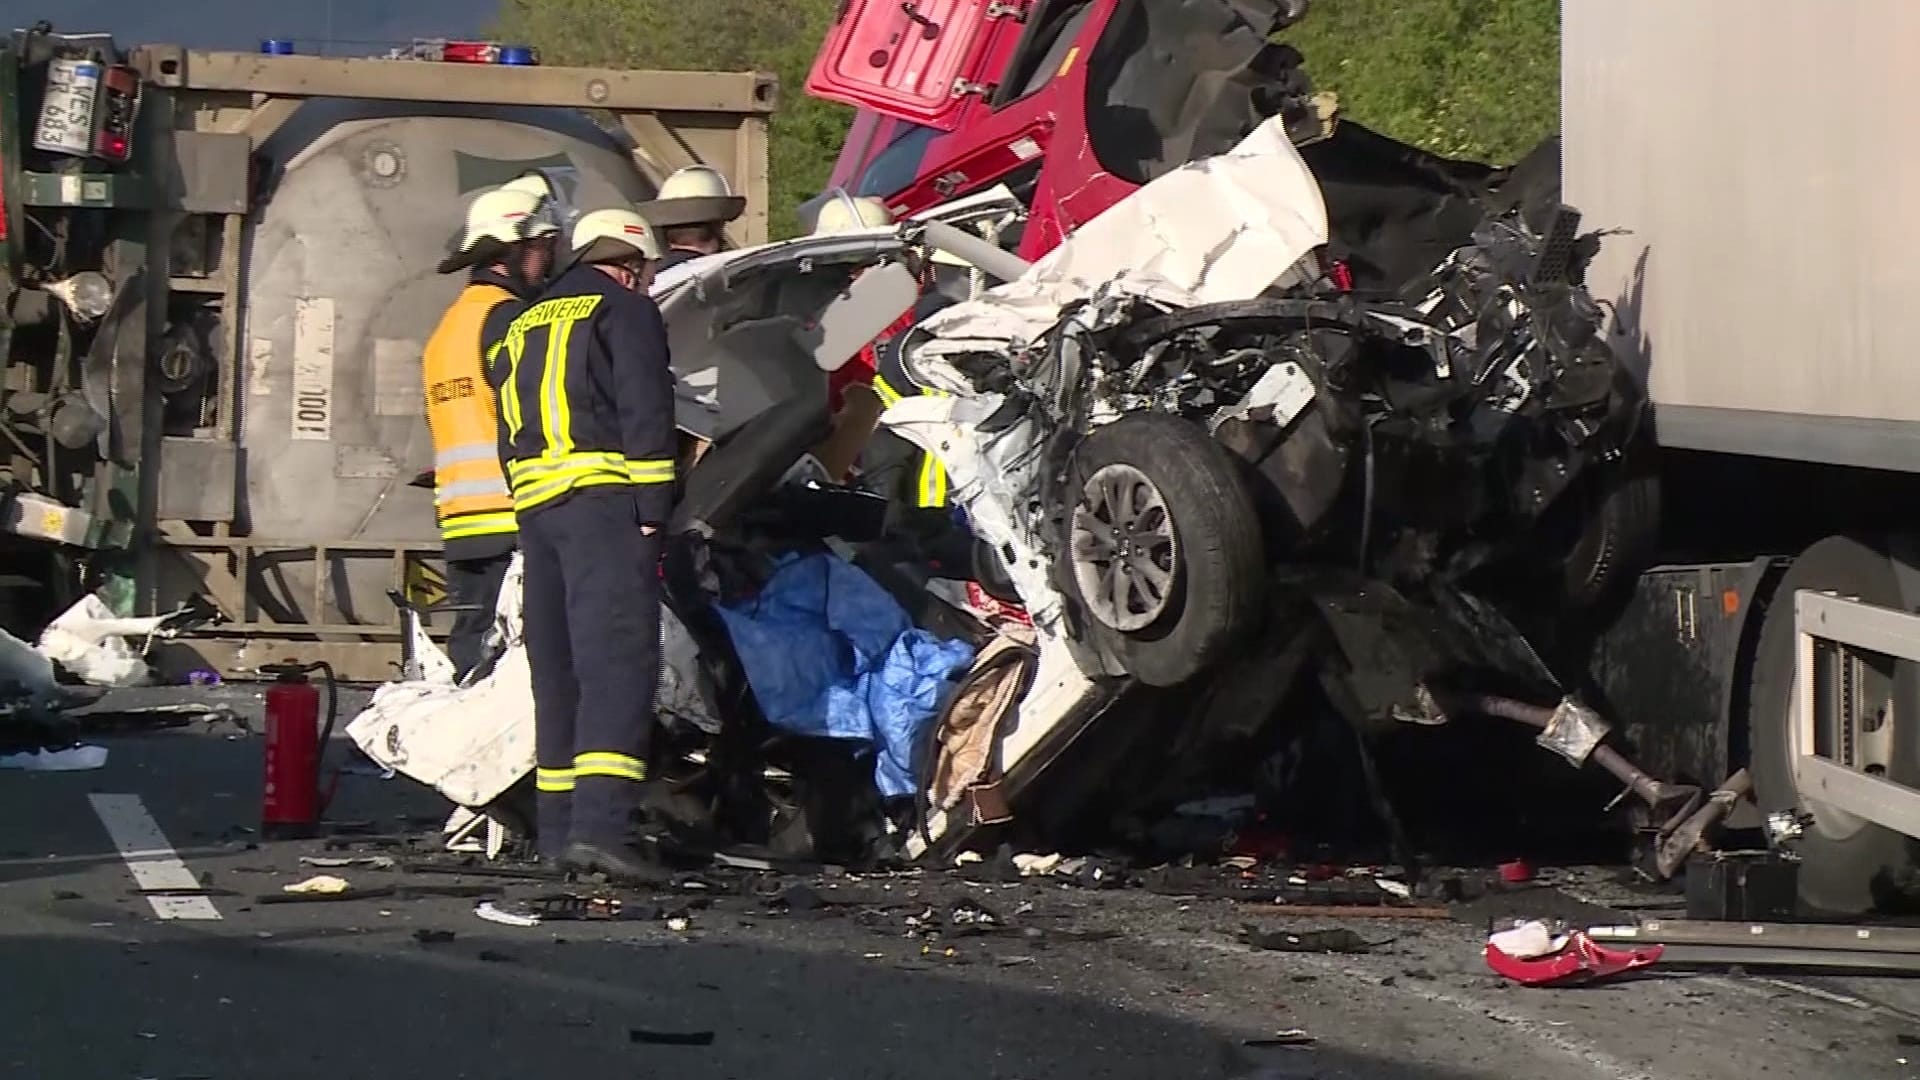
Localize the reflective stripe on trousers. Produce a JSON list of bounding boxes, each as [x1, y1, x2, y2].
[[535, 755, 649, 791]]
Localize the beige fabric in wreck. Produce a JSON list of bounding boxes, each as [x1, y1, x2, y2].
[[928, 634, 1031, 813]]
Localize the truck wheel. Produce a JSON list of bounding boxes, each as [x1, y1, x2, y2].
[[1061, 414, 1265, 687], [1749, 535, 1919, 915]]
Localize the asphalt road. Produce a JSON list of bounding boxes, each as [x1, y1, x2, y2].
[[2, 701, 1918, 1080]]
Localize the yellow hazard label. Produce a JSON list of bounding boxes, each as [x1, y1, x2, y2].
[[38, 507, 65, 538], [406, 560, 447, 609]]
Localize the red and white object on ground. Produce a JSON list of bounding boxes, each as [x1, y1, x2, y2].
[[1485, 919, 1664, 987]]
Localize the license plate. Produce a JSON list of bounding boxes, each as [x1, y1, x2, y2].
[[33, 58, 102, 156]]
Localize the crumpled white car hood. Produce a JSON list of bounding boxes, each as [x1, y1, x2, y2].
[[902, 113, 1331, 388]]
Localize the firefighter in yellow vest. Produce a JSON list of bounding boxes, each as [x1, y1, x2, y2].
[[423, 185, 558, 678]]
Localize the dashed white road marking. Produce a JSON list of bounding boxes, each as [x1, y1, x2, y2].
[[87, 793, 222, 921]]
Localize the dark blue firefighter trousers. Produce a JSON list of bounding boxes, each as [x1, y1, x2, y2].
[[516, 486, 664, 854]]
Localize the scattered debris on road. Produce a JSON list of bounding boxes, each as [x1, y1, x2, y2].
[[628, 1028, 716, 1047], [1485, 919, 1664, 987]]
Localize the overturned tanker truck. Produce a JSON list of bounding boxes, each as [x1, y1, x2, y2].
[[0, 24, 772, 678], [351, 6, 1684, 882]]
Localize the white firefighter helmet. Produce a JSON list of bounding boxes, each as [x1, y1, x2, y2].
[[640, 164, 747, 229], [571, 208, 663, 264], [500, 173, 553, 200], [813, 193, 895, 234], [437, 187, 560, 274], [658, 164, 733, 201]]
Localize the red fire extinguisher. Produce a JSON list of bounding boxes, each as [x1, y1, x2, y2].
[[260, 660, 339, 839]]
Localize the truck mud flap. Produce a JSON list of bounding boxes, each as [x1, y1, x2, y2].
[[82, 267, 147, 466]]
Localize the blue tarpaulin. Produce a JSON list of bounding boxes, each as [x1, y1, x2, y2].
[[714, 553, 975, 798]]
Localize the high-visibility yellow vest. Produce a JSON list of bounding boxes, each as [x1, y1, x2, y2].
[[423, 283, 517, 543]]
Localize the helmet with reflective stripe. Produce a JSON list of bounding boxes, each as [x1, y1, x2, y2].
[[571, 208, 663, 264], [438, 187, 559, 274], [813, 193, 894, 235], [641, 164, 747, 228]]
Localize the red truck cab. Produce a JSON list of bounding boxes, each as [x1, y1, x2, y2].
[[808, 0, 1318, 260]]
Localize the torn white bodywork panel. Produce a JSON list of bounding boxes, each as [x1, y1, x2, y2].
[[346, 553, 717, 810], [35, 595, 193, 688], [900, 113, 1329, 390], [1209, 361, 1317, 434]]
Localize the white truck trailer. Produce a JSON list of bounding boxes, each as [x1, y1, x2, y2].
[[1566, 0, 1920, 913]]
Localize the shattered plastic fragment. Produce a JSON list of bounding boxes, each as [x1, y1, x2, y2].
[[474, 900, 542, 928], [1485, 921, 1663, 987], [1375, 878, 1412, 900], [282, 875, 352, 896], [0, 744, 108, 771], [629, 1028, 716, 1046], [1012, 852, 1062, 876], [299, 855, 395, 870], [1238, 926, 1375, 954], [1243, 1030, 1316, 1048]]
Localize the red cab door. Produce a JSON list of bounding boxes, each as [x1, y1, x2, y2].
[[807, 0, 1033, 131]]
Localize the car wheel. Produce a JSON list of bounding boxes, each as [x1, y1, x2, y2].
[[1559, 450, 1661, 611], [1749, 535, 1919, 915], [1061, 414, 1265, 687]]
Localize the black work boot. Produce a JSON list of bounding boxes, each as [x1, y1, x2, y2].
[[560, 839, 669, 887]]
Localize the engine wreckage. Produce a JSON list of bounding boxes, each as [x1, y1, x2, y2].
[[351, 112, 1667, 871]]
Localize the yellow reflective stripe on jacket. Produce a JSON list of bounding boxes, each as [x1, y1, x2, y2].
[[914, 452, 950, 508], [506, 451, 676, 512], [441, 511, 518, 541], [535, 766, 575, 793], [873, 375, 951, 507], [626, 458, 674, 484], [573, 751, 647, 783], [496, 294, 603, 452]]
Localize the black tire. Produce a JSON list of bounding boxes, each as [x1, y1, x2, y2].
[[1749, 535, 1919, 915], [1060, 414, 1265, 687], [1558, 453, 1661, 611]]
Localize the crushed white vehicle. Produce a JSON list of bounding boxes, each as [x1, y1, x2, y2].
[[352, 111, 1646, 865]]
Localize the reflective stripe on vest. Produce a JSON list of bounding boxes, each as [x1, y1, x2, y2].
[[424, 283, 517, 542], [871, 375, 951, 508]]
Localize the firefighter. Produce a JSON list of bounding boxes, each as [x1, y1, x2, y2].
[[485, 207, 677, 883], [424, 185, 558, 679], [813, 194, 961, 511], [638, 165, 747, 273]]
